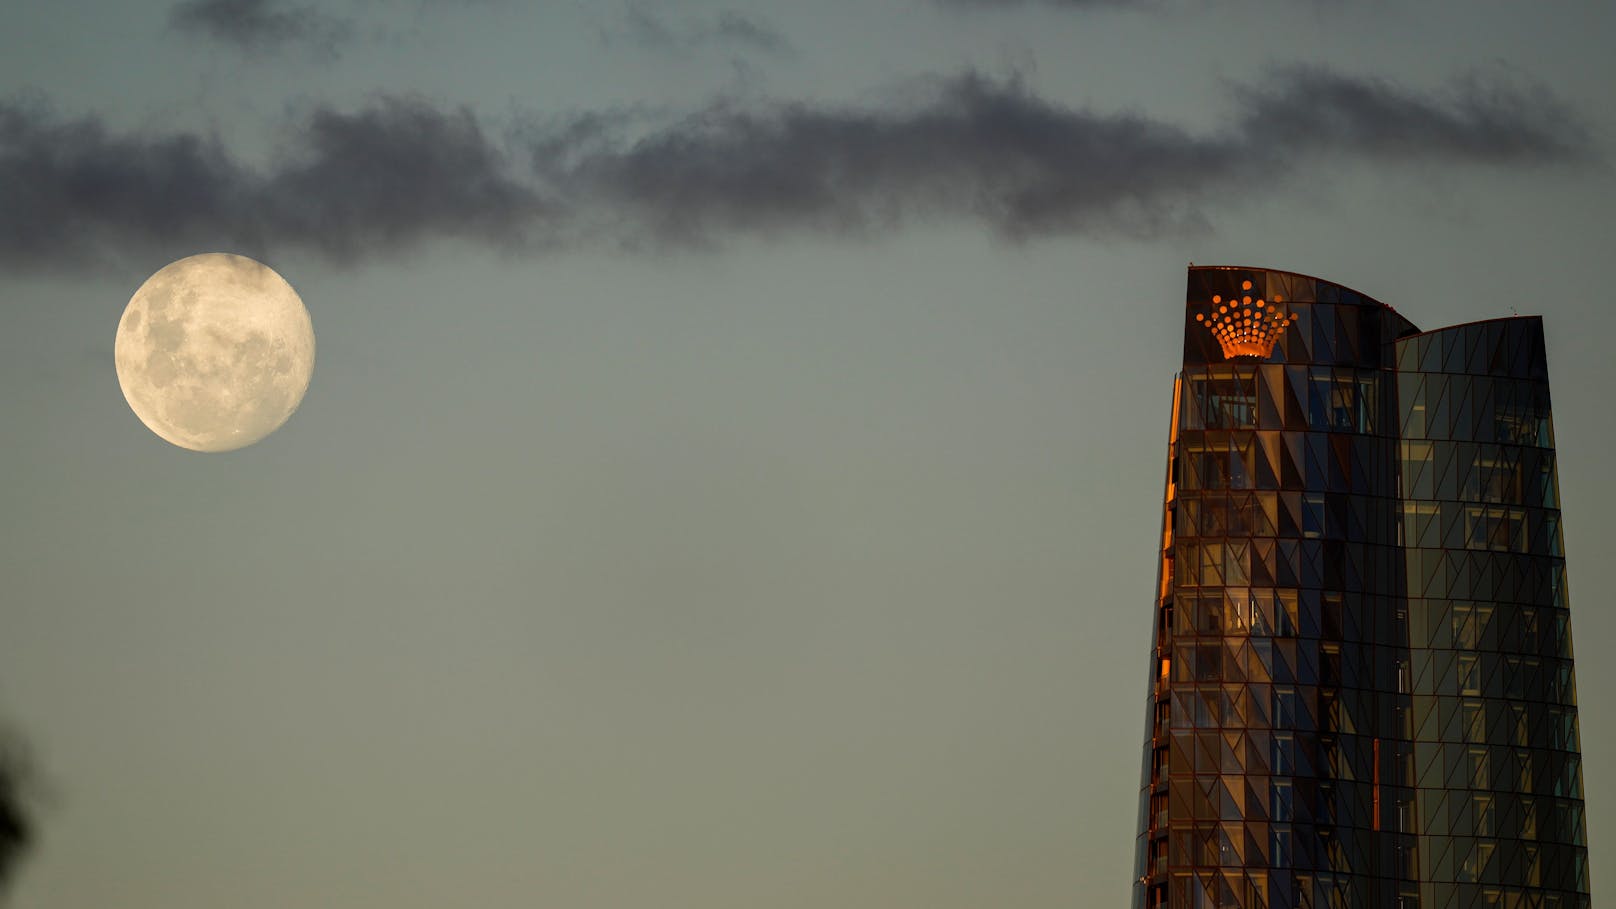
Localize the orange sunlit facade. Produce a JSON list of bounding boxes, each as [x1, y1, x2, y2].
[[1132, 267, 1590, 909]]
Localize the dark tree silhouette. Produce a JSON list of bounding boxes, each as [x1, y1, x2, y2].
[[0, 738, 30, 893]]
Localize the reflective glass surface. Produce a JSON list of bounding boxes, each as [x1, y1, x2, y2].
[[1394, 318, 1588, 909], [1133, 270, 1590, 909]]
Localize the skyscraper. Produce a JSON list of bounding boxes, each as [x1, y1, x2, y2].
[[1132, 266, 1590, 909]]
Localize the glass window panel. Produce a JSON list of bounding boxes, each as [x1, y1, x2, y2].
[[1460, 699, 1485, 742], [1357, 375, 1378, 433], [1474, 794, 1495, 836], [1272, 733, 1295, 774], [1470, 746, 1491, 788], [1208, 377, 1258, 429], [1196, 688, 1218, 727], [1224, 542, 1249, 586], [1199, 543, 1222, 586], [1270, 828, 1291, 869], [1458, 655, 1482, 696], [1271, 780, 1294, 821], [1222, 685, 1247, 728], [1453, 604, 1477, 649], [1303, 493, 1326, 538], [1278, 590, 1300, 637], [1228, 494, 1255, 536]]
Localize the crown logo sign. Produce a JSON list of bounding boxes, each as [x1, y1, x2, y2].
[[1195, 280, 1299, 359]]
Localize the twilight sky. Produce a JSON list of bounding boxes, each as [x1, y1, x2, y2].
[[1, 1, 1613, 906]]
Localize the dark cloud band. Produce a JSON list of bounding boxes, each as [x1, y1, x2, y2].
[[1236, 67, 1590, 164], [0, 96, 545, 269], [168, 0, 355, 60], [0, 67, 1593, 272], [539, 73, 1247, 245]]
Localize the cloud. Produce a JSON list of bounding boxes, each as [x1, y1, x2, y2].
[[933, 0, 1144, 8], [536, 73, 1246, 244], [259, 99, 553, 259], [709, 11, 793, 56], [0, 95, 548, 270], [602, 5, 794, 57], [168, 0, 356, 61], [1236, 66, 1591, 165], [0, 68, 1594, 272], [608, 5, 680, 51], [0, 97, 249, 268], [529, 67, 1590, 247]]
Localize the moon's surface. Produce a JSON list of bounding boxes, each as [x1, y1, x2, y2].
[[115, 253, 315, 453]]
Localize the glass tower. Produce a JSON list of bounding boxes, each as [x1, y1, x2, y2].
[[1132, 266, 1590, 909]]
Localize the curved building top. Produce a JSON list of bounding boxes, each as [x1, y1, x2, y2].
[[1183, 265, 1420, 369]]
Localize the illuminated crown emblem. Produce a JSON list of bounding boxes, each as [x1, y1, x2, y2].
[[1194, 280, 1298, 359]]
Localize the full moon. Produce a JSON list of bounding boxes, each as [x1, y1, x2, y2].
[[115, 253, 315, 453]]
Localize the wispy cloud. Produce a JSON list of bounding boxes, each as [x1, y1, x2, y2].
[[1236, 66, 1591, 164], [933, 0, 1145, 8], [168, 0, 356, 61], [608, 5, 680, 51], [602, 5, 794, 57], [0, 68, 1594, 272], [709, 11, 793, 56]]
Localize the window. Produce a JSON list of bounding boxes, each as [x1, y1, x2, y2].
[[1303, 493, 1326, 538], [1400, 441, 1435, 500], [1209, 383, 1257, 429], [1466, 506, 1526, 552], [1277, 590, 1300, 637], [1187, 374, 1259, 430], [1458, 654, 1482, 696], [1272, 780, 1294, 821], [1476, 450, 1524, 503], [1272, 733, 1295, 774], [1270, 829, 1291, 868], [1473, 794, 1495, 836], [1453, 604, 1493, 650], [1309, 372, 1376, 432], [1149, 792, 1168, 836], [1463, 700, 1485, 742], [1469, 746, 1491, 788], [1198, 543, 1224, 586], [1223, 542, 1249, 586], [1320, 643, 1342, 688], [1275, 687, 1299, 727], [1494, 383, 1548, 446], [1405, 396, 1428, 438]]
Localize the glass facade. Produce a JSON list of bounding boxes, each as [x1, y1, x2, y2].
[[1396, 319, 1588, 909], [1132, 268, 1590, 909]]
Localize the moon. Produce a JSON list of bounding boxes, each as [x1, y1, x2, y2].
[[115, 253, 315, 453]]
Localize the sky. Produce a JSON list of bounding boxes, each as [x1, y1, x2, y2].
[[1, 0, 1613, 906]]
